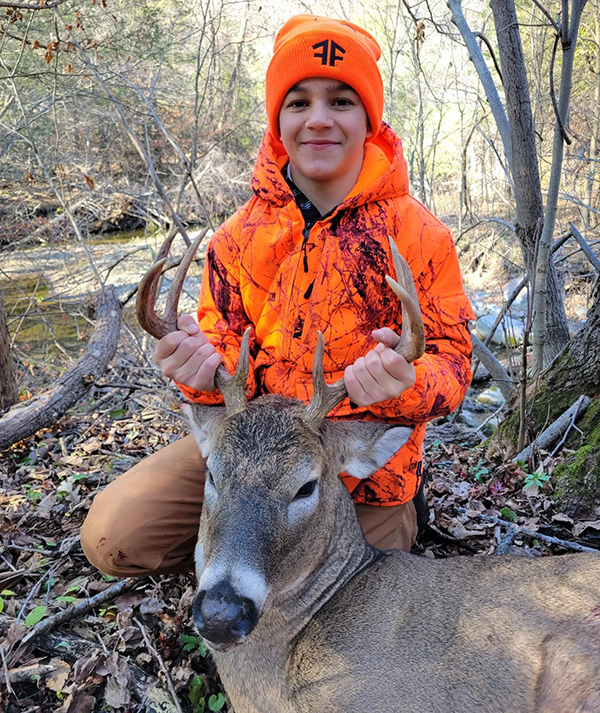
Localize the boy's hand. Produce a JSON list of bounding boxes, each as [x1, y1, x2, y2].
[[344, 327, 416, 408], [153, 314, 222, 392]]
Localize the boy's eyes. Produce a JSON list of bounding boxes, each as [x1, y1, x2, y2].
[[284, 97, 356, 109]]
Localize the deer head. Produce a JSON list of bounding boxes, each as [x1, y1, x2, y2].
[[137, 230, 425, 651]]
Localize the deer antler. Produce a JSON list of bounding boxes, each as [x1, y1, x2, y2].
[[136, 227, 250, 415], [303, 237, 425, 429]]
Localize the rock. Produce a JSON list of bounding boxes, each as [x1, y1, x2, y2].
[[458, 410, 481, 428], [473, 313, 524, 346], [470, 292, 493, 319], [473, 313, 502, 345], [471, 362, 491, 383], [476, 386, 506, 408], [502, 276, 528, 317], [481, 417, 499, 435]]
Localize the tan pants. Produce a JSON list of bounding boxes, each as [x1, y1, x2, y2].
[[81, 435, 417, 578]]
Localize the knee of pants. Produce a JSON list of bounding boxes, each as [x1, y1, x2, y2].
[[80, 491, 152, 577]]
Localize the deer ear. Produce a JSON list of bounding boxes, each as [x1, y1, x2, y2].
[[181, 402, 226, 458], [327, 421, 414, 479]]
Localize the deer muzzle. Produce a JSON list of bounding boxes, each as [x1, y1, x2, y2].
[[193, 580, 260, 650]]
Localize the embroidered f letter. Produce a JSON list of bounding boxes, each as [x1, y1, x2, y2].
[[312, 40, 346, 67]]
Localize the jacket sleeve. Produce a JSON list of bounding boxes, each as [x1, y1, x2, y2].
[[175, 211, 259, 406], [366, 231, 475, 424]]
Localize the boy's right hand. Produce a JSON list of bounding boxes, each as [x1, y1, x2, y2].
[[153, 314, 222, 392]]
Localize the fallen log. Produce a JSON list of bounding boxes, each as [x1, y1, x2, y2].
[[513, 394, 592, 463], [0, 286, 121, 451]]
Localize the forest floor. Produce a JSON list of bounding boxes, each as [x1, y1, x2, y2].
[[2, 347, 600, 712]]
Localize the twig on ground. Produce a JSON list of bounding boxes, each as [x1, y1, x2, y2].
[[427, 524, 479, 553], [19, 577, 138, 649], [495, 524, 518, 555], [0, 639, 14, 696], [16, 564, 58, 623], [7, 661, 57, 683], [458, 508, 599, 553], [134, 617, 183, 713], [0, 613, 179, 713]]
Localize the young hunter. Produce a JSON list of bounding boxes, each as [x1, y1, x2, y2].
[[81, 15, 475, 577]]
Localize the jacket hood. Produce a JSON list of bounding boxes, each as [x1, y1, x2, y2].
[[250, 122, 410, 210]]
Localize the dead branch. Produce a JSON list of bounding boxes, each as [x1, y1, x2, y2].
[[0, 0, 68, 8], [473, 32, 503, 84], [0, 286, 121, 451], [134, 618, 184, 713], [495, 524, 518, 554], [513, 394, 592, 463], [569, 222, 600, 273], [458, 508, 599, 553], [7, 661, 57, 683], [20, 577, 137, 648], [470, 333, 516, 402]]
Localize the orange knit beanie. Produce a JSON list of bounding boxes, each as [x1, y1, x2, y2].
[[266, 15, 384, 139]]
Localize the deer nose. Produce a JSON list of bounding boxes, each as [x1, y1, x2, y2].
[[193, 581, 259, 649]]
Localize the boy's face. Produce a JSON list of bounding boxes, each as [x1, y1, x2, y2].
[[278, 78, 371, 190]]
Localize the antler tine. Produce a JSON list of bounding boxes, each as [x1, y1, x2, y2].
[[303, 239, 425, 428], [136, 226, 250, 416], [386, 238, 425, 363], [303, 332, 348, 429], [143, 225, 181, 324], [136, 227, 208, 340], [214, 326, 252, 416]]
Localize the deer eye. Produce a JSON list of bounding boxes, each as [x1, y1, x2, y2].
[[294, 480, 317, 499]]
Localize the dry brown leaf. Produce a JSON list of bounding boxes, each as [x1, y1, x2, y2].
[[573, 520, 600, 537], [3, 621, 28, 647], [73, 652, 101, 684], [62, 690, 95, 713], [46, 658, 71, 691], [102, 652, 132, 709]]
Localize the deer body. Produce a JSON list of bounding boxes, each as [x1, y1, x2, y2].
[[213, 549, 600, 713], [137, 235, 600, 713]]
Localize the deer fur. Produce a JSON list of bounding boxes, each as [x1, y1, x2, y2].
[[184, 395, 600, 713]]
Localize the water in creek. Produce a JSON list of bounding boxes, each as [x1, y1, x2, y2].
[[1, 228, 162, 361]]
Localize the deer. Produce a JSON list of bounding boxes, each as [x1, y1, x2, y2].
[[137, 228, 600, 713]]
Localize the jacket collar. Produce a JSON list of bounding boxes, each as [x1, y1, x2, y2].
[[250, 123, 410, 210]]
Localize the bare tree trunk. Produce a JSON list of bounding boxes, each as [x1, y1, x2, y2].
[[0, 292, 18, 412], [585, 5, 600, 236], [531, 0, 589, 373], [489, 0, 570, 364]]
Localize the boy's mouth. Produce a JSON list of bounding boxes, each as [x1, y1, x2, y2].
[[302, 140, 339, 148]]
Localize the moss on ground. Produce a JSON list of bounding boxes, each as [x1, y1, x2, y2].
[[554, 397, 600, 516]]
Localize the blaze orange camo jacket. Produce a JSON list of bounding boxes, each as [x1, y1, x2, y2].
[[177, 123, 475, 506]]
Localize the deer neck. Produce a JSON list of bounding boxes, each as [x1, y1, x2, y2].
[[274, 490, 379, 628]]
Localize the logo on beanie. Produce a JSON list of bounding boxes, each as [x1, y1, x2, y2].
[[312, 40, 346, 67]]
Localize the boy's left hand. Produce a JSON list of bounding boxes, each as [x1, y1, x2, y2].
[[344, 327, 416, 408]]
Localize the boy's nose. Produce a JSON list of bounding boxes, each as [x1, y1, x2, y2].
[[305, 102, 334, 129]]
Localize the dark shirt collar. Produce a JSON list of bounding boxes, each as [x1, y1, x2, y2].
[[283, 163, 323, 227]]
